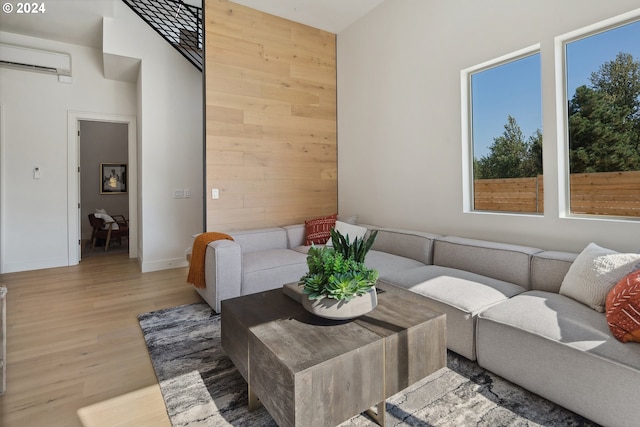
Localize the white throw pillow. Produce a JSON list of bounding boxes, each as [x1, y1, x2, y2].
[[559, 243, 640, 312], [94, 211, 120, 230], [326, 221, 367, 247]]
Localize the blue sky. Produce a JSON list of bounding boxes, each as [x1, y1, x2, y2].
[[471, 19, 640, 160]]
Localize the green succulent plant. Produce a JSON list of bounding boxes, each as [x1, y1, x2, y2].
[[299, 228, 378, 301], [329, 227, 378, 263]]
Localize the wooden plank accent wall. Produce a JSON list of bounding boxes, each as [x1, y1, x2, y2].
[[204, 0, 337, 231], [474, 171, 640, 217]]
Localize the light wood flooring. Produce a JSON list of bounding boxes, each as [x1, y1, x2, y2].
[[0, 253, 202, 427]]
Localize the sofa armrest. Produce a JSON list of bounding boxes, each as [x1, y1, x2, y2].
[[196, 239, 242, 313]]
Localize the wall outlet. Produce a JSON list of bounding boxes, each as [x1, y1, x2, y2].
[[174, 189, 184, 199]]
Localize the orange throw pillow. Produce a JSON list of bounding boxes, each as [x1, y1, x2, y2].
[[305, 214, 337, 245], [605, 270, 640, 343]]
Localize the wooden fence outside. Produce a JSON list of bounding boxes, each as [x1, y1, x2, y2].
[[474, 170, 640, 217]]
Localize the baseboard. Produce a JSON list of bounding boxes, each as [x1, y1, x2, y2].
[[1, 256, 69, 274], [140, 257, 189, 273]]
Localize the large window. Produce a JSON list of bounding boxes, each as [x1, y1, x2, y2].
[[563, 19, 640, 218], [466, 49, 543, 213]]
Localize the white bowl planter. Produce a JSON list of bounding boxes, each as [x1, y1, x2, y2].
[[302, 288, 378, 320]]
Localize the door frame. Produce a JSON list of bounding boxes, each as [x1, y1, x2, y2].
[[0, 105, 4, 272], [67, 111, 138, 264]]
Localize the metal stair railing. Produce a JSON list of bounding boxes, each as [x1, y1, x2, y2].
[[121, 0, 202, 71]]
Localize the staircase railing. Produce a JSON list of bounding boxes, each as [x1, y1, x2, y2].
[[121, 0, 202, 71]]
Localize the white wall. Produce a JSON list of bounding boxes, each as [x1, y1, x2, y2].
[[0, 1, 204, 273], [337, 0, 640, 253], [0, 32, 137, 273], [104, 1, 203, 272]]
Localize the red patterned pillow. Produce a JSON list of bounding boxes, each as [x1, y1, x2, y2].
[[605, 270, 640, 343], [305, 214, 337, 245]]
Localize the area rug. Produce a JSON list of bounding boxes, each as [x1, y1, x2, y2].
[[138, 303, 599, 427]]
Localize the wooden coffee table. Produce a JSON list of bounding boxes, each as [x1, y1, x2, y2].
[[221, 282, 446, 427]]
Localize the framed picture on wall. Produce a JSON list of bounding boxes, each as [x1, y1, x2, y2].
[[100, 163, 127, 194]]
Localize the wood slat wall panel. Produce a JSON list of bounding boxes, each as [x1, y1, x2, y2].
[[205, 0, 337, 232]]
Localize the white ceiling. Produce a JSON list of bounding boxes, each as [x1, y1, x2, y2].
[[231, 0, 385, 34], [0, 0, 384, 49], [0, 0, 115, 48]]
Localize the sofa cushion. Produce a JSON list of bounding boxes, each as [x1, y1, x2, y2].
[[478, 290, 640, 369], [386, 265, 527, 307], [369, 228, 439, 265], [364, 250, 425, 278], [434, 236, 541, 289], [383, 265, 527, 360], [606, 270, 640, 343], [476, 290, 640, 427], [559, 243, 640, 312], [530, 251, 577, 293], [283, 224, 306, 248], [242, 249, 308, 295], [292, 245, 317, 255], [231, 227, 288, 254], [243, 249, 308, 274]]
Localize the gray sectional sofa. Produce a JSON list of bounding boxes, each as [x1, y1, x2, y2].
[[195, 222, 638, 427]]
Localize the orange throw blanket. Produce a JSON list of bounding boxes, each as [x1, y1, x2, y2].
[[187, 232, 234, 289]]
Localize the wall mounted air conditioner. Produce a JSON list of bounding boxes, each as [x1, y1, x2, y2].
[[0, 43, 71, 78]]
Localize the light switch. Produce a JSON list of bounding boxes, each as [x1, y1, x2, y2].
[[211, 189, 219, 199], [33, 167, 41, 179], [184, 189, 191, 198]]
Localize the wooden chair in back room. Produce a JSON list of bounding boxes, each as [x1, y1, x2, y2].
[[88, 213, 129, 252]]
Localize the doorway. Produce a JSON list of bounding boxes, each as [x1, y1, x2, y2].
[[80, 121, 129, 258], [67, 111, 138, 265]]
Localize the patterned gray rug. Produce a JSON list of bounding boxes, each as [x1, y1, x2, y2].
[[138, 303, 598, 427]]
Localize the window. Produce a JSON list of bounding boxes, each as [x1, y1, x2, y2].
[[563, 19, 640, 218], [464, 47, 543, 213]]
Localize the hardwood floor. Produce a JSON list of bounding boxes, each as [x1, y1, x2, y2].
[[0, 254, 202, 427]]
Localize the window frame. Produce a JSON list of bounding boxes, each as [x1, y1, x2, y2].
[[554, 10, 640, 222], [461, 43, 542, 215]]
